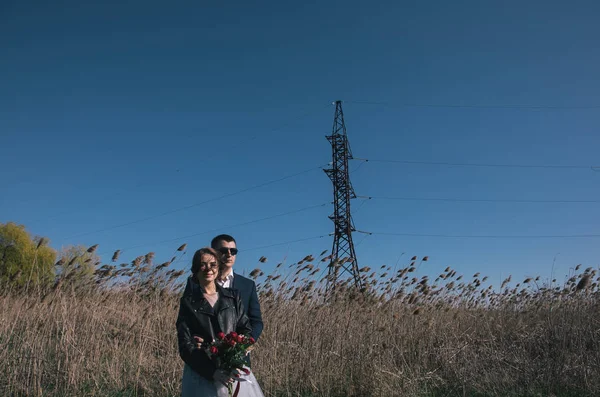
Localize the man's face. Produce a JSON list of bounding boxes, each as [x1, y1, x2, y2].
[[215, 240, 237, 272]]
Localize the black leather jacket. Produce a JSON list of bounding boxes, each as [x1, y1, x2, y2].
[[176, 277, 252, 380]]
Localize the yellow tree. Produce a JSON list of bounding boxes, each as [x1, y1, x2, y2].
[[0, 222, 56, 288]]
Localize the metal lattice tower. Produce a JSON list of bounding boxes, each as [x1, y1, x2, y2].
[[324, 100, 363, 295]]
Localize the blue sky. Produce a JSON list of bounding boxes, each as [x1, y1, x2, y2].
[[2, 0, 599, 289]]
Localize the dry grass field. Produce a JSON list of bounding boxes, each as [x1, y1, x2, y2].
[[1, 249, 599, 397]]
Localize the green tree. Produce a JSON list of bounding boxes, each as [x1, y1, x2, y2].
[[0, 222, 56, 288], [55, 245, 99, 288]]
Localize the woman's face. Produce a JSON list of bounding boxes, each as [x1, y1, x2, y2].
[[196, 254, 219, 284]]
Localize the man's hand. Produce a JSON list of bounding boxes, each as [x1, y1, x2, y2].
[[213, 369, 235, 386], [193, 336, 204, 349]]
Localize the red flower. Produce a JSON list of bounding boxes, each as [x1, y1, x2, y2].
[[249, 337, 256, 344], [204, 332, 254, 379]]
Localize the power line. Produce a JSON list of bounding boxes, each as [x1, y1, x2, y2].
[[19, 103, 334, 224], [66, 164, 327, 240], [356, 158, 599, 171], [370, 231, 600, 239], [241, 235, 327, 253], [359, 195, 600, 204], [97, 202, 329, 257], [216, 102, 333, 156], [353, 199, 370, 215], [355, 233, 371, 248], [257, 103, 334, 138], [345, 100, 600, 110]]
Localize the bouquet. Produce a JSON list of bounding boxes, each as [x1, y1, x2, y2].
[[205, 331, 256, 397]]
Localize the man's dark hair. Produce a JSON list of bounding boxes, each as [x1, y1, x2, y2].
[[211, 234, 236, 249]]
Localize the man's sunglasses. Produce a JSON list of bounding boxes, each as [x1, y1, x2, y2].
[[218, 247, 238, 255]]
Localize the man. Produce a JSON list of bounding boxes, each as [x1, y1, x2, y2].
[[210, 234, 263, 342]]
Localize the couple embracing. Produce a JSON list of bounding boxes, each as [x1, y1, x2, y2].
[[176, 234, 265, 397]]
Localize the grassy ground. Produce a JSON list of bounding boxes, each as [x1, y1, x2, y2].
[[1, 252, 599, 396]]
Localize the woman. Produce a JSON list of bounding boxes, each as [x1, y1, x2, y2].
[[176, 247, 265, 397]]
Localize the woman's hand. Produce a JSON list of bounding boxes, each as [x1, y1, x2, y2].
[[193, 336, 204, 349]]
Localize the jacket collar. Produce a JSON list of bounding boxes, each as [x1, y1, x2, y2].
[[216, 283, 235, 299], [183, 276, 235, 299], [182, 276, 195, 297]]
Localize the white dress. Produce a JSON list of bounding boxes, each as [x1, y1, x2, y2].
[[181, 363, 265, 397]]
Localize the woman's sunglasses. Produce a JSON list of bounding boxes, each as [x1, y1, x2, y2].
[[199, 263, 218, 270]]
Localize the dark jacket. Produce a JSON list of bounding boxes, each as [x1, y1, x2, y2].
[[176, 277, 252, 380], [183, 273, 264, 340], [231, 273, 264, 341]]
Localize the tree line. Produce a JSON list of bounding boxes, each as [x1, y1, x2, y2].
[[0, 221, 98, 289]]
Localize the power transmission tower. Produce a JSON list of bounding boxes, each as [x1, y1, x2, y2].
[[324, 100, 364, 295]]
